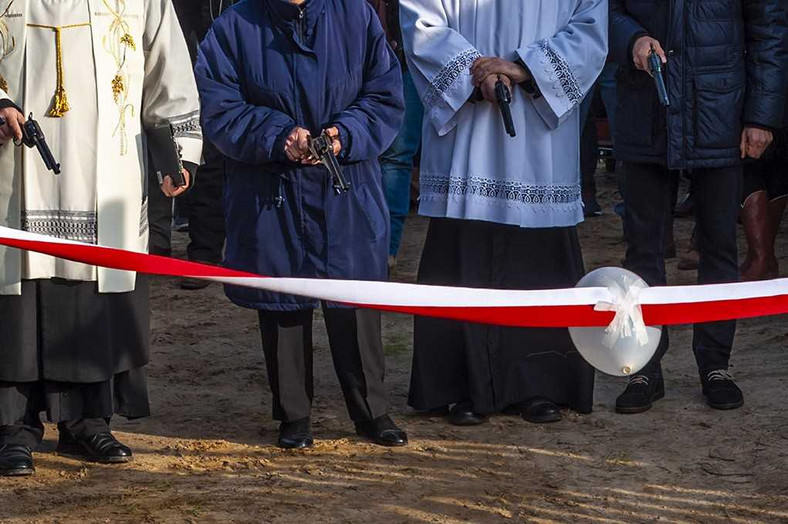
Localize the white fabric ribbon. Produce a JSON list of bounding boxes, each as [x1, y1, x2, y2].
[[593, 276, 650, 349]]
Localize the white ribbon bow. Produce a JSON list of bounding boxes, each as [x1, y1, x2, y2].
[[593, 276, 650, 349]]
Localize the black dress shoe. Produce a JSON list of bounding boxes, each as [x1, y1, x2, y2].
[[355, 415, 408, 447], [57, 432, 133, 463], [616, 374, 665, 414], [180, 276, 210, 290], [446, 403, 488, 426], [701, 370, 744, 410], [0, 444, 34, 477], [278, 418, 313, 449], [520, 398, 562, 423]]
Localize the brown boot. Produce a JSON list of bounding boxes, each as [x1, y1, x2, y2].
[[740, 191, 777, 281], [767, 195, 787, 275]]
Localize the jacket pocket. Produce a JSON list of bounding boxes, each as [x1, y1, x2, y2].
[[615, 68, 655, 148], [693, 71, 745, 150]]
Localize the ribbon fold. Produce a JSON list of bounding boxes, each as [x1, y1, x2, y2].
[[593, 276, 650, 348]]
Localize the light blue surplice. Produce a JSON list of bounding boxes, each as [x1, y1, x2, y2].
[[400, 0, 608, 228]]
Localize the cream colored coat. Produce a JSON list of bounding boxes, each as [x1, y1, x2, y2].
[[0, 0, 202, 294]]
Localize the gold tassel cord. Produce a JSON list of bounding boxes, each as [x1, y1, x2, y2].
[[27, 23, 91, 118]]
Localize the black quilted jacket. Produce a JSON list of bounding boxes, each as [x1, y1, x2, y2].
[[610, 0, 788, 169]]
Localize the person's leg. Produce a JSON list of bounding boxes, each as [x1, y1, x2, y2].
[[172, 191, 192, 232], [322, 306, 406, 446], [322, 307, 389, 422], [0, 405, 41, 476], [258, 309, 315, 448], [258, 309, 314, 423], [691, 166, 742, 409], [147, 164, 173, 256], [186, 142, 226, 265], [381, 71, 423, 262], [598, 62, 618, 139], [53, 381, 133, 464], [617, 162, 673, 413]]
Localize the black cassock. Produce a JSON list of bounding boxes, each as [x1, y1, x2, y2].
[[0, 277, 150, 445], [409, 218, 595, 415]]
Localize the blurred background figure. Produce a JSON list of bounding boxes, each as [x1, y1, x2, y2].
[[148, 0, 234, 288], [367, 0, 423, 272], [579, 60, 618, 218], [171, 0, 236, 290]]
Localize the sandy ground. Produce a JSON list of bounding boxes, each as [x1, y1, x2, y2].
[[1, 169, 787, 523]]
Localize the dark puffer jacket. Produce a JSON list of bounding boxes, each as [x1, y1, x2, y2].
[[610, 0, 788, 169]]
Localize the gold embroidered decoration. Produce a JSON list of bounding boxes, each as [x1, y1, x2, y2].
[[27, 23, 92, 117], [0, 0, 17, 93], [101, 0, 136, 155]]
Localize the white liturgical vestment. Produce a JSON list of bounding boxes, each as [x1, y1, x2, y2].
[[400, 0, 608, 228], [0, 0, 202, 294]]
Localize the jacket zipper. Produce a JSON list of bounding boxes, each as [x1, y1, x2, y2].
[[297, 6, 305, 43]]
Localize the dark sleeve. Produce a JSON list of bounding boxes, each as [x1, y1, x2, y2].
[[0, 99, 22, 113], [194, 18, 297, 165], [609, 0, 649, 66], [742, 0, 788, 130], [329, 5, 405, 162]]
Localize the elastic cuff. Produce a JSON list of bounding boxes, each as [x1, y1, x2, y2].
[[0, 98, 22, 113], [273, 124, 298, 163], [333, 122, 352, 161], [743, 123, 776, 133], [515, 59, 542, 99]]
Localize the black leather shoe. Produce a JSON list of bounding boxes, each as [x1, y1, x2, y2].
[[57, 432, 133, 463], [180, 276, 210, 290], [446, 403, 488, 426], [616, 374, 665, 414], [0, 444, 34, 477], [520, 398, 562, 423], [701, 370, 744, 410], [355, 415, 408, 447], [278, 418, 313, 449]]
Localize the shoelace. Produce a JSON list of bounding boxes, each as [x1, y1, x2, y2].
[[707, 370, 734, 382], [628, 375, 650, 386]]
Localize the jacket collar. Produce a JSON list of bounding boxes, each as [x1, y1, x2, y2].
[[265, 0, 325, 30]]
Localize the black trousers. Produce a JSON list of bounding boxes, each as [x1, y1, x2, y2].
[[623, 162, 741, 376], [1, 408, 111, 448], [148, 166, 173, 257], [186, 141, 226, 264], [258, 307, 389, 423]]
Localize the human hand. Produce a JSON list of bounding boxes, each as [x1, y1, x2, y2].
[[740, 126, 773, 160], [471, 57, 529, 87], [323, 126, 341, 157], [479, 74, 512, 103], [0, 107, 24, 145], [284, 126, 312, 163], [160, 168, 191, 198], [632, 36, 666, 75]]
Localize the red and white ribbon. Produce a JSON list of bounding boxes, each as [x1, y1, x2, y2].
[[1, 226, 787, 328]]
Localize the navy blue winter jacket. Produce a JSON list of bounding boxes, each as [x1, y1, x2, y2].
[[195, 0, 404, 310]]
